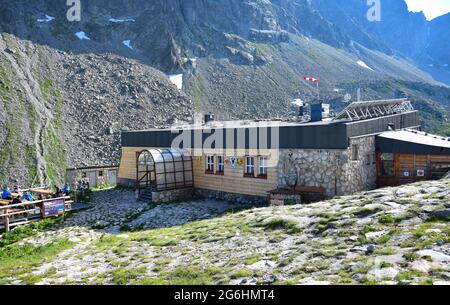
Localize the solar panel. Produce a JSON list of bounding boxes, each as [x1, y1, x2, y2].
[[333, 98, 414, 122]]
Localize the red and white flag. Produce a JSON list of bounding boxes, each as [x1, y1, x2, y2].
[[303, 76, 319, 84]]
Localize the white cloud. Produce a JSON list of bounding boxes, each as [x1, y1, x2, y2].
[[404, 0, 450, 20]]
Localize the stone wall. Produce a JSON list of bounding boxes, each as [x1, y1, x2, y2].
[[277, 136, 376, 197], [194, 188, 268, 206], [151, 188, 194, 204]]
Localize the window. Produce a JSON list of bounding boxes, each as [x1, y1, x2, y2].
[[245, 156, 255, 176], [98, 171, 104, 177], [352, 144, 359, 161], [366, 153, 376, 165], [206, 155, 214, 173], [259, 156, 268, 177], [81, 172, 87, 178], [380, 153, 395, 176], [217, 156, 225, 173]]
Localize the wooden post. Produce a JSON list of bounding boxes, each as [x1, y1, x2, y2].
[[5, 213, 10, 232]]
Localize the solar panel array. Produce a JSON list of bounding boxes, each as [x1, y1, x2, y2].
[[333, 99, 414, 122]]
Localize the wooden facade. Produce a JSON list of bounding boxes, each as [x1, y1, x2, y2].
[[118, 147, 279, 197], [376, 153, 450, 188]]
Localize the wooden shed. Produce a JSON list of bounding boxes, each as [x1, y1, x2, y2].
[[376, 129, 450, 187]]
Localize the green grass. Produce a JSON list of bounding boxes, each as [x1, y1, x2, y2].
[[244, 253, 261, 265], [112, 267, 147, 285], [166, 266, 216, 285], [254, 216, 303, 234], [230, 268, 255, 279], [0, 239, 75, 284], [0, 217, 63, 247], [378, 213, 414, 224]]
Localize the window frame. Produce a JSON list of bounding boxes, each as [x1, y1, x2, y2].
[[258, 156, 268, 178], [217, 155, 225, 174], [351, 144, 359, 161], [245, 156, 255, 177], [206, 155, 215, 173], [380, 153, 395, 177]]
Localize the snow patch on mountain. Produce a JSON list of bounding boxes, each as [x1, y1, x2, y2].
[[168, 74, 183, 90], [357, 60, 374, 71], [109, 18, 135, 23], [75, 32, 91, 41], [122, 40, 133, 50], [37, 15, 55, 23]]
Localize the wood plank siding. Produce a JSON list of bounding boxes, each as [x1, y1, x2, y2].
[[118, 147, 279, 197], [377, 153, 450, 187]]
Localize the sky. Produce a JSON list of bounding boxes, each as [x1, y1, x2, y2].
[[404, 0, 450, 20]]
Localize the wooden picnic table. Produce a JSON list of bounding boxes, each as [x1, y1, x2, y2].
[[0, 199, 11, 206]]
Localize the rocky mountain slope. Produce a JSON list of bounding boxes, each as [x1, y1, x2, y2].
[[0, 0, 449, 186], [0, 33, 192, 187], [0, 179, 448, 285]]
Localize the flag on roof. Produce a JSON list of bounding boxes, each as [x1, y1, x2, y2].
[[303, 76, 318, 83]]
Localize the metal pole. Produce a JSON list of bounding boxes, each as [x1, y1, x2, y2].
[[317, 82, 320, 101]]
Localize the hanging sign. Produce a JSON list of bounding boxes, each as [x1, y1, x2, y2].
[[229, 157, 238, 169], [43, 199, 65, 218]]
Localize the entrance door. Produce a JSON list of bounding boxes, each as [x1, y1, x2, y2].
[[89, 171, 97, 188], [107, 170, 117, 185]]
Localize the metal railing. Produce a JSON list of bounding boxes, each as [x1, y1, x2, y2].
[[0, 196, 72, 232]]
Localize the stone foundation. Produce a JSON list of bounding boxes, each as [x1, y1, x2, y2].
[[194, 189, 268, 206], [278, 136, 377, 198], [151, 188, 194, 204]]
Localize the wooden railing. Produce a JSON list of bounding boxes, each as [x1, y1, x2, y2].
[[0, 196, 72, 232]]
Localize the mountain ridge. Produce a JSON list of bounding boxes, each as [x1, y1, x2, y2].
[[0, 0, 449, 186]]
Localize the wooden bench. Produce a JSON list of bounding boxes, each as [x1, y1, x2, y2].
[[294, 186, 326, 203]]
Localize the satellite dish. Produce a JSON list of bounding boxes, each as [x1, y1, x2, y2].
[[343, 93, 352, 103]]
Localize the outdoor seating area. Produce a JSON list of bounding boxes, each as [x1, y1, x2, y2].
[[0, 186, 73, 232]]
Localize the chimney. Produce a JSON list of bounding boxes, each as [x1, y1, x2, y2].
[[204, 113, 215, 124], [310, 103, 330, 122]]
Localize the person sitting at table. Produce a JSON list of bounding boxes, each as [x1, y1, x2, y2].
[[13, 185, 20, 193], [21, 191, 33, 202], [1, 187, 12, 200], [11, 195, 23, 208], [62, 184, 71, 195], [53, 187, 64, 198]]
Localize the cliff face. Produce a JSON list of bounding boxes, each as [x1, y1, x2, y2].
[[0, 33, 192, 187], [0, 0, 449, 186]]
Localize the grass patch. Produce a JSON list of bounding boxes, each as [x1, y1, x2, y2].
[[0, 217, 63, 247], [353, 207, 382, 218], [112, 267, 147, 285], [230, 268, 255, 279], [167, 266, 215, 285], [244, 253, 261, 265], [254, 216, 303, 234], [0, 239, 74, 283]]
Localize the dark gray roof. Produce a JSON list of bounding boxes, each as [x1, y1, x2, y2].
[[376, 129, 450, 155], [122, 111, 420, 150]]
